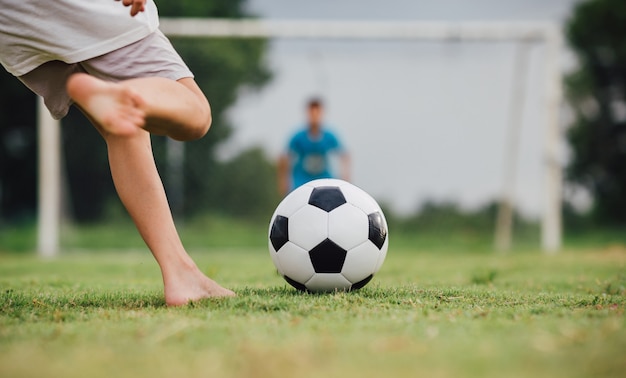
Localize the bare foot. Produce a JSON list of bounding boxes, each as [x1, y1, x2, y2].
[[164, 266, 235, 307], [66, 73, 146, 136]]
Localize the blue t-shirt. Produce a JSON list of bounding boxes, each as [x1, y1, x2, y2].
[[287, 127, 344, 189]]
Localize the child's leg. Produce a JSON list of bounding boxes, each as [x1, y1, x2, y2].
[[103, 130, 234, 306], [67, 74, 234, 305], [66, 73, 211, 141]]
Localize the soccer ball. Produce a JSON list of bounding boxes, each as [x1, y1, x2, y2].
[[268, 179, 389, 292]]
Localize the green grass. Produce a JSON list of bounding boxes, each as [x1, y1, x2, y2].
[[1, 239, 625, 378]]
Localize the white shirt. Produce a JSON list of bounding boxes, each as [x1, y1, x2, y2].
[[0, 0, 159, 76]]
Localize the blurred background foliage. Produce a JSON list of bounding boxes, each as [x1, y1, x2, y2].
[[0, 70, 38, 222], [1, 0, 625, 244], [565, 0, 626, 225]]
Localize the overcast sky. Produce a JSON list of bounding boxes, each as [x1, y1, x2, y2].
[[222, 0, 582, 217]]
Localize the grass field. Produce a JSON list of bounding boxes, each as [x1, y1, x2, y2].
[[1, 221, 625, 378]]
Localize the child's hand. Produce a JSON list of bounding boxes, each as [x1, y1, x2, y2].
[[117, 0, 146, 17]]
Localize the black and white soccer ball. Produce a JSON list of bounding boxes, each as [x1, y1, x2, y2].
[[268, 179, 389, 292]]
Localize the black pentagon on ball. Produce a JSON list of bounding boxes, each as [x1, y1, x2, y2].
[[308, 186, 347, 212], [350, 274, 374, 291], [309, 239, 347, 273], [269, 215, 289, 251], [368, 212, 387, 250], [284, 275, 308, 291]]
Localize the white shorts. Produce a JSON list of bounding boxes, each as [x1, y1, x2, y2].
[[17, 30, 193, 120]]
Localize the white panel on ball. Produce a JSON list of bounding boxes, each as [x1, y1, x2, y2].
[[328, 204, 369, 250], [275, 185, 314, 217], [337, 182, 382, 214], [276, 241, 316, 284], [341, 241, 380, 282], [288, 205, 329, 251], [305, 273, 352, 292], [303, 178, 338, 188]]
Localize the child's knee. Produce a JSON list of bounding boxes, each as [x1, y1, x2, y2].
[[189, 104, 211, 140]]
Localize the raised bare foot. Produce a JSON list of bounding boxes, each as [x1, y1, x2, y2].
[[66, 73, 146, 136], [164, 267, 235, 306]]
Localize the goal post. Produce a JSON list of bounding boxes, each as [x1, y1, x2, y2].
[[159, 18, 564, 253], [37, 19, 563, 256], [540, 26, 563, 253], [37, 96, 61, 258]]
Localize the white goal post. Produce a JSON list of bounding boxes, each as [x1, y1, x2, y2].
[[37, 19, 563, 256]]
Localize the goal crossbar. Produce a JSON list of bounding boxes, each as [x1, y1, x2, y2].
[[159, 18, 557, 42]]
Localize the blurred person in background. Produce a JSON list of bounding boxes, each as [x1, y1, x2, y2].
[[0, 0, 234, 305], [278, 98, 350, 196]]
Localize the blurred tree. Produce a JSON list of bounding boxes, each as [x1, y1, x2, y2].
[[0, 73, 37, 222], [397, 200, 496, 234], [156, 0, 248, 18], [62, 108, 113, 221], [565, 0, 626, 224], [163, 36, 271, 217], [59, 0, 272, 221], [212, 147, 281, 219]]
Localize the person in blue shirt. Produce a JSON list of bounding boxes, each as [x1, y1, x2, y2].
[[278, 98, 350, 195]]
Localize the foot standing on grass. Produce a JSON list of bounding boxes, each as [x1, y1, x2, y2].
[[0, 0, 235, 305]]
